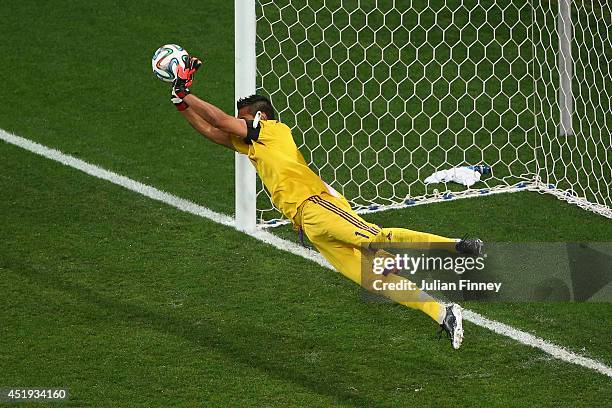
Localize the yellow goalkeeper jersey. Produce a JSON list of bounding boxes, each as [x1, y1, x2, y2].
[[231, 119, 330, 222]]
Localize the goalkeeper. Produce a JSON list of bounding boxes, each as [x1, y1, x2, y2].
[[169, 58, 483, 349]]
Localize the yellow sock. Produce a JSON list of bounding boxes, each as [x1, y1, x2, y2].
[[371, 227, 457, 252], [381, 273, 445, 323], [364, 250, 446, 323]]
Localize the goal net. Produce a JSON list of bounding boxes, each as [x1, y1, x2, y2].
[[248, 0, 611, 226]]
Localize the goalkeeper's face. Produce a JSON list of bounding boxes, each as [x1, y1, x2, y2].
[[237, 107, 269, 121], [237, 107, 254, 121]]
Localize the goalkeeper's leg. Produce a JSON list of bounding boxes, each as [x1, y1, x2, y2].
[[311, 241, 447, 324], [371, 227, 457, 251], [298, 193, 465, 347], [299, 196, 446, 323], [303, 192, 460, 252], [371, 227, 483, 256]]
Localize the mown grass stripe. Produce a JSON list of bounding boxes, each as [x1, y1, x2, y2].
[[1, 128, 610, 378]]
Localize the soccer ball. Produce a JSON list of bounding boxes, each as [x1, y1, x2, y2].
[[151, 44, 189, 82]]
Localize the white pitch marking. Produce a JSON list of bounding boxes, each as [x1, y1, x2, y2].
[[1, 128, 610, 378], [464, 310, 612, 377]]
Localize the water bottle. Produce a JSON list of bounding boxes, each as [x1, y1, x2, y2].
[[467, 164, 491, 174]]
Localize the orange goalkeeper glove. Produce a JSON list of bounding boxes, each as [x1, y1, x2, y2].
[[171, 57, 202, 111]]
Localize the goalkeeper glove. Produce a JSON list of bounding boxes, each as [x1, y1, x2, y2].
[[171, 57, 202, 111]]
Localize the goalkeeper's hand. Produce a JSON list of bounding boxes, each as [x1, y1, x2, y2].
[[171, 57, 203, 111]]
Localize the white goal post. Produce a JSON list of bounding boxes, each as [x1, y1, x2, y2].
[[235, 0, 611, 230], [234, 0, 257, 231]]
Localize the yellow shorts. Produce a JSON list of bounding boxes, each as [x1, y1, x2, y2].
[[294, 192, 379, 284], [295, 192, 456, 285], [298, 193, 381, 246]]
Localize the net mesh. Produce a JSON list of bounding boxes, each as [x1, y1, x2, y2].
[[255, 0, 611, 224], [533, 0, 611, 215]]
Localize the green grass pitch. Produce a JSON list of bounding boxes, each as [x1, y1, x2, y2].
[[0, 0, 611, 406]]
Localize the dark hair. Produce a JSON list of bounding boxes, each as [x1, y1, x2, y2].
[[236, 94, 276, 120]]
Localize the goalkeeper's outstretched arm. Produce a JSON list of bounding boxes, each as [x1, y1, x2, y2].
[[183, 94, 248, 138], [179, 107, 236, 150], [169, 56, 248, 147]]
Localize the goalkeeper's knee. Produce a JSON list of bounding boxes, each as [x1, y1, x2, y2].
[[366, 228, 393, 251]]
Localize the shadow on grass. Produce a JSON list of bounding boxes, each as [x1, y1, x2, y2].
[[19, 267, 385, 407]]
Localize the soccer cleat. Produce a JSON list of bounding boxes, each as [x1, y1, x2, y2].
[[455, 235, 483, 256], [439, 303, 463, 349]]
